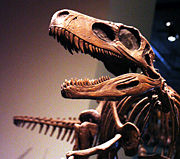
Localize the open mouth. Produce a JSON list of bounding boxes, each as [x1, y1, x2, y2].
[[49, 26, 145, 93]]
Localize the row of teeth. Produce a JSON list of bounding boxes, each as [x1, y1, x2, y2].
[[61, 67, 144, 89], [49, 26, 122, 59], [62, 76, 110, 88]]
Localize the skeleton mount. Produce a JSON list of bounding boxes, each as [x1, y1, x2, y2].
[[13, 9, 180, 159]]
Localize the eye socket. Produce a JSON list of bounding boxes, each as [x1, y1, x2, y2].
[[92, 23, 115, 42], [119, 27, 140, 50], [58, 11, 69, 18]]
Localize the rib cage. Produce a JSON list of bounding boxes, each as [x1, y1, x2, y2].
[[13, 116, 80, 143], [98, 91, 179, 158]]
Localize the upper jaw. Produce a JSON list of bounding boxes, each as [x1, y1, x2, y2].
[[49, 25, 123, 60], [49, 21, 148, 77], [49, 9, 160, 79], [49, 9, 120, 53]]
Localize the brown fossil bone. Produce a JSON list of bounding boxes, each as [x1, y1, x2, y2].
[[13, 9, 180, 159], [48, 9, 180, 158], [61, 73, 162, 100], [49, 9, 159, 79], [13, 116, 80, 142]]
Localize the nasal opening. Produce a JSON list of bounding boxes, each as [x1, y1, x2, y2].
[[58, 11, 69, 18]]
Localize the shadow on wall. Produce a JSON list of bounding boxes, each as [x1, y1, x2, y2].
[[17, 147, 33, 159]]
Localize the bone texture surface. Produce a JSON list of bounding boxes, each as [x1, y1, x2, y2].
[[13, 9, 180, 159]]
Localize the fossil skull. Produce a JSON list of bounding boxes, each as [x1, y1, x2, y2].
[[49, 9, 162, 100]]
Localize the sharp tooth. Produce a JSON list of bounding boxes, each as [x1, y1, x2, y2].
[[87, 79, 91, 85], [68, 80, 71, 86], [104, 50, 108, 55], [66, 82, 68, 87], [75, 79, 78, 85], [98, 48, 102, 53], [65, 79, 69, 87], [89, 44, 93, 53], [85, 42, 89, 52], [109, 51, 113, 56], [101, 49, 105, 54], [54, 27, 58, 34], [74, 36, 79, 50], [95, 47, 99, 53], [67, 47, 73, 55], [65, 31, 69, 40], [79, 39, 84, 53], [100, 76, 103, 82], [61, 28, 65, 36], [69, 32, 74, 45], [93, 80, 96, 84], [83, 80, 86, 85], [70, 78, 74, 85], [95, 80, 99, 84], [106, 76, 109, 80], [61, 82, 66, 88], [84, 79, 87, 85], [51, 27, 54, 34], [92, 45, 96, 52], [102, 76, 105, 81], [66, 35, 73, 55], [78, 80, 81, 86], [81, 80, 84, 86], [58, 28, 62, 37]]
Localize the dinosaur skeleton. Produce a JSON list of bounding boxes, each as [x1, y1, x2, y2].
[[13, 9, 180, 159]]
